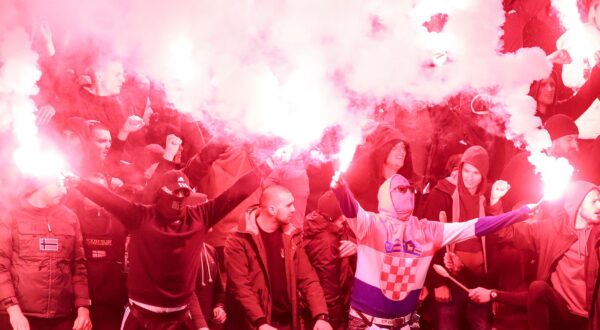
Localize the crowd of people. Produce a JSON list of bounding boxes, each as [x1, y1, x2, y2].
[[2, 1, 600, 330]]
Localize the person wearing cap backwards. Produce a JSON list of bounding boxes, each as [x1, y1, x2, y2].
[[500, 114, 580, 211], [421, 146, 510, 330], [329, 172, 536, 330], [469, 181, 600, 330], [65, 155, 277, 330], [0, 178, 92, 330]]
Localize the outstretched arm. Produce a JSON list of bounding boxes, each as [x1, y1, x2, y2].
[[439, 206, 531, 247], [76, 179, 147, 228]]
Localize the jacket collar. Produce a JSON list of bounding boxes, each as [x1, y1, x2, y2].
[[238, 204, 298, 236]]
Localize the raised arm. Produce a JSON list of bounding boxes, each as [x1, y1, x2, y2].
[[331, 182, 374, 241], [75, 179, 147, 228]]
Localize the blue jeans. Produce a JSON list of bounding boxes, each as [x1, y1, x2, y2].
[[432, 285, 491, 330]]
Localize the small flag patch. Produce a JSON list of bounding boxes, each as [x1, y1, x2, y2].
[[39, 238, 59, 252]]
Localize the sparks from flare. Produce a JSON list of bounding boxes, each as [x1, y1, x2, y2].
[[330, 135, 360, 187], [528, 151, 574, 201]]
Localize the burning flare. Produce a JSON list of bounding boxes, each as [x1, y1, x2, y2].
[[330, 135, 360, 187], [528, 151, 574, 201]]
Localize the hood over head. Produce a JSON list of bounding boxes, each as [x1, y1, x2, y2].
[[458, 145, 489, 196], [368, 126, 415, 182], [377, 174, 415, 220]]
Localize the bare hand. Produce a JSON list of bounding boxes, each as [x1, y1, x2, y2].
[[72, 307, 92, 330], [419, 286, 429, 302], [36, 105, 56, 126], [469, 287, 492, 304], [434, 285, 452, 303], [61, 172, 81, 189], [7, 305, 30, 330], [164, 134, 183, 161], [490, 180, 511, 205], [313, 319, 333, 330], [213, 306, 227, 324], [443, 251, 464, 273], [266, 145, 293, 169], [547, 49, 572, 64], [121, 115, 145, 134], [338, 240, 357, 258]]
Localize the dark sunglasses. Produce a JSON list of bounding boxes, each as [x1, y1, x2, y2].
[[393, 185, 417, 194]]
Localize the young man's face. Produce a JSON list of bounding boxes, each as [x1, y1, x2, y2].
[[39, 180, 68, 206], [274, 192, 296, 225], [90, 127, 112, 161], [96, 61, 125, 96], [537, 77, 556, 107], [385, 142, 407, 169], [551, 134, 579, 159], [579, 189, 600, 225], [461, 162, 483, 192]]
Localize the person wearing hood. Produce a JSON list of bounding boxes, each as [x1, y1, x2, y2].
[[224, 185, 331, 330], [421, 146, 509, 330], [330, 171, 533, 330], [528, 65, 600, 124], [303, 191, 357, 330], [333, 174, 536, 329], [64, 156, 275, 330], [346, 125, 421, 213], [478, 181, 600, 330]]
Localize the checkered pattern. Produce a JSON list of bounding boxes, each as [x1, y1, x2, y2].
[[379, 255, 419, 301]]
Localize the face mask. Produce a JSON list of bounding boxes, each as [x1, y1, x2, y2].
[[390, 176, 415, 220], [156, 189, 186, 221]]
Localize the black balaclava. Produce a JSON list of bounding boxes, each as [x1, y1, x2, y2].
[[156, 188, 187, 221]]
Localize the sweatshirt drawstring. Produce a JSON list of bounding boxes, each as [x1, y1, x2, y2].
[[200, 244, 213, 286]]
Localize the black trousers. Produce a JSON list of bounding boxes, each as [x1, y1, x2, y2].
[[527, 280, 588, 330]]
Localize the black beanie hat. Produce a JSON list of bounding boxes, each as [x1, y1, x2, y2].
[[317, 191, 342, 221], [544, 114, 579, 141]]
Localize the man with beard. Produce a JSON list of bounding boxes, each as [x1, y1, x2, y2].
[[500, 114, 580, 211], [224, 185, 332, 330]]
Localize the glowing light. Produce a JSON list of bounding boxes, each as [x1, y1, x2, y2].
[[528, 151, 574, 201], [166, 36, 196, 84], [552, 0, 597, 66], [13, 147, 68, 179], [330, 135, 360, 187]]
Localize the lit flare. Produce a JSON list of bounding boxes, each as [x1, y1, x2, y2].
[[528, 151, 574, 201]]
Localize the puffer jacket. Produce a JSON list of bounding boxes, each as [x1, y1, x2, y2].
[[0, 201, 90, 317], [224, 205, 328, 330]]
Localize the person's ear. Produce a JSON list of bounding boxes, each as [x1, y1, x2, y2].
[[267, 206, 277, 216]]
